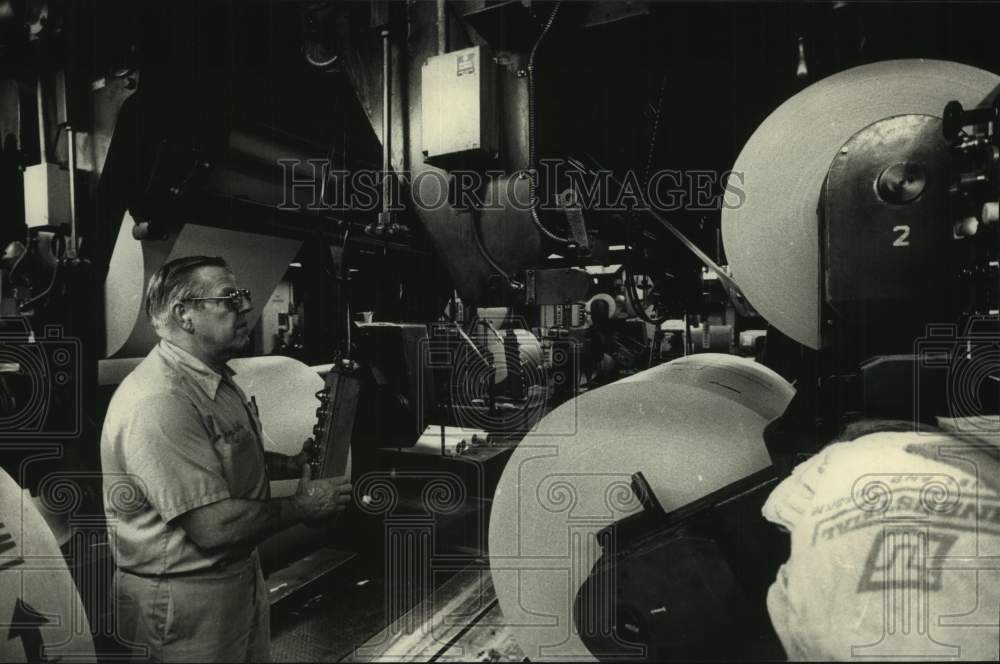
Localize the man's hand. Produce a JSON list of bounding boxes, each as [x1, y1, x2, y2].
[[264, 438, 317, 480], [291, 437, 318, 474], [293, 463, 353, 522]]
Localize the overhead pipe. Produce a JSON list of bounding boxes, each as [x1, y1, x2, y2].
[[382, 27, 390, 217], [369, 24, 406, 237], [66, 124, 78, 258], [436, 0, 447, 55], [36, 77, 46, 162]]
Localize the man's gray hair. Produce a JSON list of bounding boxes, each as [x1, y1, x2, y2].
[[144, 256, 232, 330]]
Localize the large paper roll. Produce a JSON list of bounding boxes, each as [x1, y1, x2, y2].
[[488, 353, 794, 661], [721, 60, 1000, 349], [229, 356, 323, 457], [0, 466, 96, 662], [104, 215, 302, 358]]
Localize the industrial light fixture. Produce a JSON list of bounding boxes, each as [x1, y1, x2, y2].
[[796, 36, 809, 79]]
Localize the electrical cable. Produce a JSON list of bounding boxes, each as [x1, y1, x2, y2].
[[642, 75, 667, 190], [626, 80, 670, 326], [340, 226, 352, 357], [626, 74, 674, 326], [6, 231, 30, 281], [8, 226, 65, 304], [18, 229, 66, 312], [305, 51, 339, 68], [568, 153, 665, 323], [581, 151, 748, 303], [526, 1, 572, 245], [470, 208, 518, 288], [623, 212, 668, 326]]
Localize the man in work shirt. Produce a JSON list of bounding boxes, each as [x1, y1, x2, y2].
[[763, 419, 1000, 660], [101, 255, 352, 662]]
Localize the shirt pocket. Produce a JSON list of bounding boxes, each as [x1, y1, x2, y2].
[[212, 424, 264, 497]]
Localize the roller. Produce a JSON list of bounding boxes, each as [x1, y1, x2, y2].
[[721, 59, 1000, 349], [488, 353, 794, 660], [0, 465, 96, 662]]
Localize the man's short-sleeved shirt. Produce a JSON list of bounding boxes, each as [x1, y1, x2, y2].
[[101, 340, 269, 575], [763, 431, 1000, 660]]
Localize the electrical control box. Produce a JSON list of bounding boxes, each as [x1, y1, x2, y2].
[[421, 45, 498, 166], [23, 163, 70, 228]]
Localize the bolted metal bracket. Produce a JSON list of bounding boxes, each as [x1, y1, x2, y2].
[[557, 187, 591, 255]]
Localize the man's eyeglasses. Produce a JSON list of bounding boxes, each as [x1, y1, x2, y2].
[[183, 288, 252, 311]]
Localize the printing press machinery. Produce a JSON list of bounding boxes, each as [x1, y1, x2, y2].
[[0, 1, 999, 661]]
